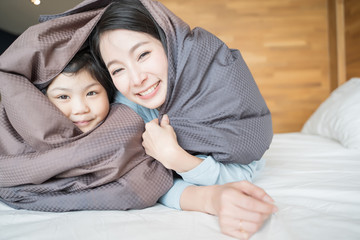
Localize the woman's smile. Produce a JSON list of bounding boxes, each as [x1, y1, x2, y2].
[[137, 81, 160, 98]]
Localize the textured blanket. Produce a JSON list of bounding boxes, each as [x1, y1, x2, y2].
[[39, 0, 273, 164], [0, 4, 172, 212]]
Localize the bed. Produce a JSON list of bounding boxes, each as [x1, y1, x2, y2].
[[1, 78, 359, 240]]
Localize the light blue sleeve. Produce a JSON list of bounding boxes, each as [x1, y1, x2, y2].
[[158, 178, 193, 210], [114, 91, 158, 123], [177, 156, 266, 186]]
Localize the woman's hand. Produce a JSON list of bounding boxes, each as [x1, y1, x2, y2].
[[142, 114, 202, 172], [180, 181, 277, 240]]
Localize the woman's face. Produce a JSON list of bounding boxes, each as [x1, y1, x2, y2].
[[99, 29, 168, 109]]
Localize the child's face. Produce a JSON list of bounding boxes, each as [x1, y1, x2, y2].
[[47, 70, 110, 133]]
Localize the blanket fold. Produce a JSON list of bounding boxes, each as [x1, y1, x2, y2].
[[0, 1, 172, 212]]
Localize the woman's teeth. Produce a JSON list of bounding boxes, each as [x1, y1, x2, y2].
[[139, 82, 159, 96]]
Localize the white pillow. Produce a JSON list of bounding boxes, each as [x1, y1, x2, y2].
[[302, 77, 360, 149]]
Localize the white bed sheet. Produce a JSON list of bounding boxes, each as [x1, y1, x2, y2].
[[1, 133, 360, 240]]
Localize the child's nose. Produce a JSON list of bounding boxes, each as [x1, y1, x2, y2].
[[72, 98, 90, 114]]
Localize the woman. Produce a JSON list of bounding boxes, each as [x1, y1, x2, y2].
[[89, 0, 276, 239]]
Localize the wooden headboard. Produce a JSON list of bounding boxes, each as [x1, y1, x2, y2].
[[159, 0, 360, 133]]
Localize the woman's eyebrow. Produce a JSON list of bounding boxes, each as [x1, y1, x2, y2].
[[106, 41, 150, 69], [130, 41, 150, 53]]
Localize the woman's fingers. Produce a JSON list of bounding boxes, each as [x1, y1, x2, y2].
[[229, 181, 278, 214], [235, 181, 275, 204], [219, 182, 277, 215], [219, 198, 269, 224], [219, 217, 259, 240], [160, 114, 170, 126]]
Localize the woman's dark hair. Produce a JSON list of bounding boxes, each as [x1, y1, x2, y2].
[[89, 0, 166, 86], [62, 47, 116, 102]]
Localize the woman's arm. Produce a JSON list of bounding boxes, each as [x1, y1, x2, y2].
[[142, 115, 266, 186], [159, 178, 277, 240], [145, 115, 277, 239], [179, 156, 266, 186]]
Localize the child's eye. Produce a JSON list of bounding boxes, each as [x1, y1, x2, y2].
[[58, 95, 69, 100], [138, 51, 150, 61], [87, 91, 97, 96]]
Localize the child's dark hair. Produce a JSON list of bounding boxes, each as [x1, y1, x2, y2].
[[63, 47, 116, 102]]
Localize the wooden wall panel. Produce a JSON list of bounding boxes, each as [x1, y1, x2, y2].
[[328, 0, 347, 90], [159, 0, 331, 133], [345, 0, 360, 79]]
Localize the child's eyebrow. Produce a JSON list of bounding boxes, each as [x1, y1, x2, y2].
[[48, 87, 71, 92], [49, 83, 101, 92], [83, 82, 102, 90]]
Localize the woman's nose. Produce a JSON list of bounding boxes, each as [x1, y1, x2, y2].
[[72, 98, 90, 114], [129, 67, 147, 86]]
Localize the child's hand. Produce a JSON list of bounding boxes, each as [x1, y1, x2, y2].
[[142, 114, 202, 172]]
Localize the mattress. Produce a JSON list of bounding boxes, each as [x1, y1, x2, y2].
[[1, 132, 359, 240]]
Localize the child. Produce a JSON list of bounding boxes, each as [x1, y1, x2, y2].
[[44, 48, 114, 133], [0, 13, 172, 213]]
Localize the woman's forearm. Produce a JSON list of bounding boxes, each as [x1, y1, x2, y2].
[[179, 184, 217, 215], [170, 147, 203, 173], [178, 156, 267, 186]]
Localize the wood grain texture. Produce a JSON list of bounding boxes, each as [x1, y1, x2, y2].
[[159, 0, 331, 133], [345, 0, 360, 80]]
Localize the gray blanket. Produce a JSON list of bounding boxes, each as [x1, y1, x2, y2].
[[40, 0, 273, 164], [0, 4, 172, 211]]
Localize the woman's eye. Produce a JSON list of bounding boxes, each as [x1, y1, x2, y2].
[[87, 91, 97, 96], [58, 95, 69, 100], [138, 51, 150, 61], [112, 68, 123, 76]]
